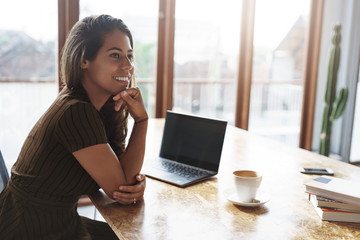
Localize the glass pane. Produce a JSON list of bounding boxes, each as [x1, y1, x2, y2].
[[350, 70, 360, 162], [0, 0, 58, 169], [173, 0, 242, 123], [80, 0, 159, 117], [249, 0, 310, 146]]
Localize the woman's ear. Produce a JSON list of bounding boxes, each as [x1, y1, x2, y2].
[[81, 60, 89, 70]]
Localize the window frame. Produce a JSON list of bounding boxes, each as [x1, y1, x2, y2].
[[58, 0, 79, 90]]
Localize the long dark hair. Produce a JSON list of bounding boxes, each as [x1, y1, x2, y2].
[[60, 14, 135, 155]]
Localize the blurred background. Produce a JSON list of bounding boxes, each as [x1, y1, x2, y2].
[[0, 0, 359, 169]]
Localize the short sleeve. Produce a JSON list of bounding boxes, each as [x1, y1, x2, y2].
[[56, 102, 108, 152]]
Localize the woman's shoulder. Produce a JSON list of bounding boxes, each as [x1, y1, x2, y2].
[[57, 85, 93, 109], [41, 86, 99, 125]]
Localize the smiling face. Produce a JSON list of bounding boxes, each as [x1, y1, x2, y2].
[[81, 29, 135, 100]]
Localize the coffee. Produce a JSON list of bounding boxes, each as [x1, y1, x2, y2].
[[234, 170, 259, 178]]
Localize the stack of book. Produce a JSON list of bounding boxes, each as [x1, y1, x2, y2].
[[305, 176, 360, 223]]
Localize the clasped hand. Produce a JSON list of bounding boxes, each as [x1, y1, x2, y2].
[[112, 87, 148, 122], [112, 174, 146, 205]]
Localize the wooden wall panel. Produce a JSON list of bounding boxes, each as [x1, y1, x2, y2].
[[235, 0, 256, 130], [299, 0, 324, 149], [58, 0, 79, 90], [155, 0, 176, 118]]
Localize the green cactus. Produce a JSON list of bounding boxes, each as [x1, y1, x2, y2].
[[319, 24, 348, 156]]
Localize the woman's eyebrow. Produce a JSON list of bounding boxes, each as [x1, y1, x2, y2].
[[107, 47, 133, 53]]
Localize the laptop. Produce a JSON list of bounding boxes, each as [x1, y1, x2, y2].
[[143, 111, 227, 187]]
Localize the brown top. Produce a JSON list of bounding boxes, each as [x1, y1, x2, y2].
[[0, 85, 111, 239]]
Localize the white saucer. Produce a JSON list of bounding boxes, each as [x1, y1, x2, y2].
[[224, 188, 270, 207]]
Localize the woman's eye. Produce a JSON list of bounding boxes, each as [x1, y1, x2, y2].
[[127, 55, 134, 61], [110, 53, 120, 58]]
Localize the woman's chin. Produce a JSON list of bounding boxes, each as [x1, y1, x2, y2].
[[111, 86, 128, 95]]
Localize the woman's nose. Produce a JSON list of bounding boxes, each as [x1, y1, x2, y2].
[[120, 57, 134, 71]]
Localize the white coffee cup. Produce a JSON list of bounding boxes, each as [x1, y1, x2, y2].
[[233, 170, 262, 203]]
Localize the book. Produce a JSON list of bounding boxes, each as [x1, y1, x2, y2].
[[304, 176, 360, 206], [309, 194, 360, 222], [309, 194, 360, 212]]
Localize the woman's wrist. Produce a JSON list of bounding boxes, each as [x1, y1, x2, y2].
[[134, 117, 148, 125]]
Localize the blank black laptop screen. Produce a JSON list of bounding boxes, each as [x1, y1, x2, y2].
[[159, 111, 227, 172]]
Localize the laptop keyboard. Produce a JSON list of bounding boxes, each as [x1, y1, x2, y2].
[[156, 158, 212, 179]]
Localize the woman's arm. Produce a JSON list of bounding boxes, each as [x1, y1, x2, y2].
[[73, 87, 147, 199], [113, 87, 148, 183]]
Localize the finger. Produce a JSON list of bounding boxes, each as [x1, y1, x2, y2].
[[123, 87, 140, 97], [113, 196, 135, 205], [114, 99, 125, 111], [113, 93, 122, 101], [136, 174, 146, 182], [114, 190, 144, 199], [123, 88, 142, 102], [113, 87, 139, 101], [119, 181, 145, 193], [113, 192, 143, 202], [115, 197, 141, 205], [120, 91, 137, 105]]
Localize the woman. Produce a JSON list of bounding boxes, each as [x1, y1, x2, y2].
[[0, 15, 147, 239]]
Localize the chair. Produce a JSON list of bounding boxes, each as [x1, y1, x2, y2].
[[0, 150, 9, 193]]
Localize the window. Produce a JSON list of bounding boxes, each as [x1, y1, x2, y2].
[[172, 0, 242, 123], [0, 1, 326, 168], [0, 0, 58, 168], [249, 0, 311, 146], [80, 0, 159, 117]]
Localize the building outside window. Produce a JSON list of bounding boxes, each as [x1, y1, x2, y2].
[[0, 0, 58, 169], [172, 0, 242, 124], [249, 0, 310, 146]]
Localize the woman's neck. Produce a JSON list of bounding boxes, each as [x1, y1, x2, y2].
[[81, 81, 110, 111]]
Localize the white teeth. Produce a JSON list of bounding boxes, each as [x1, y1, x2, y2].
[[113, 77, 129, 81]]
